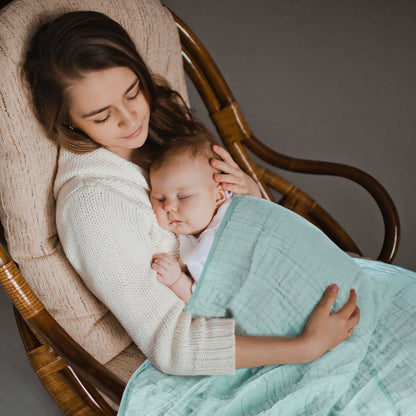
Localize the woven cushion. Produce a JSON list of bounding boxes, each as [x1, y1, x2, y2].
[[0, 0, 188, 365]]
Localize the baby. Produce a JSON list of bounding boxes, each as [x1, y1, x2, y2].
[[150, 127, 234, 303]]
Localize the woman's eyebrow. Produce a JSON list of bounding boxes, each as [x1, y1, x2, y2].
[[82, 79, 140, 118], [125, 78, 139, 95]]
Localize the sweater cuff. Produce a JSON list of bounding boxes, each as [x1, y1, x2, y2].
[[191, 318, 236, 376]]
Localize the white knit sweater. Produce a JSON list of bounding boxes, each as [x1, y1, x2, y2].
[[53, 148, 235, 376]]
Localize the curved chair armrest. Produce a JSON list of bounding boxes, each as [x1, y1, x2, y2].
[[245, 134, 400, 263], [0, 242, 126, 405], [171, 9, 399, 263]]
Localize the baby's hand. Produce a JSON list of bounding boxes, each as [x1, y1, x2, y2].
[[152, 253, 182, 287]]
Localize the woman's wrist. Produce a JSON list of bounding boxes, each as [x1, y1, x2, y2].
[[235, 334, 316, 368]]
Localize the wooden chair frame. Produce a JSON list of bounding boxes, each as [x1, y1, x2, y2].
[[0, 4, 400, 415], [172, 11, 399, 263]]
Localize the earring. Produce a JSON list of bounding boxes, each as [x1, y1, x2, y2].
[[68, 125, 75, 131]]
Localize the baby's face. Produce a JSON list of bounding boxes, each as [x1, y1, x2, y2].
[[150, 156, 225, 235]]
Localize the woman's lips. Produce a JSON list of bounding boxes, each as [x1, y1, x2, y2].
[[123, 125, 142, 139]]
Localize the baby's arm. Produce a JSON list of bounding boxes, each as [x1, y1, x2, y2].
[[152, 253, 193, 304]]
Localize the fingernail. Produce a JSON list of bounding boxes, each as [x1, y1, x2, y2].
[[329, 283, 338, 292]]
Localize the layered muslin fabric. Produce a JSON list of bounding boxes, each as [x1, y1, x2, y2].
[[119, 196, 416, 415]]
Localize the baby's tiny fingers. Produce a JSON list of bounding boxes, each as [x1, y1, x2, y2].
[[152, 259, 168, 272], [154, 252, 174, 261]]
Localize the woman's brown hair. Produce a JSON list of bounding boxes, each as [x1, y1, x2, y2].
[[23, 10, 197, 153]]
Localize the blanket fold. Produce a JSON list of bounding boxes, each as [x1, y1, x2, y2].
[[118, 195, 416, 415]]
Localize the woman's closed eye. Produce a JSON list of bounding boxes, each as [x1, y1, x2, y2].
[[94, 113, 111, 124], [93, 83, 140, 124], [127, 84, 141, 101]]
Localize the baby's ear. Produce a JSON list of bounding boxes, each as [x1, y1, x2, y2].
[[215, 183, 227, 207]]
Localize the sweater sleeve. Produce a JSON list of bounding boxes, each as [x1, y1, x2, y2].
[[56, 180, 235, 376]]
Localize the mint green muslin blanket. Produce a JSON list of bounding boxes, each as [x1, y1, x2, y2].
[[118, 195, 416, 415]]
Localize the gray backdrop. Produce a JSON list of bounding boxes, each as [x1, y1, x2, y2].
[[0, 1, 415, 415], [163, 0, 416, 271]]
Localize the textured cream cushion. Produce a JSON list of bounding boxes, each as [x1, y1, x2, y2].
[[0, 0, 188, 367]]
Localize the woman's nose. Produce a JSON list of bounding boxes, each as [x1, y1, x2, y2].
[[118, 107, 136, 128]]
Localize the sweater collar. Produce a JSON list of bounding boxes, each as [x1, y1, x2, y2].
[[53, 147, 149, 199]]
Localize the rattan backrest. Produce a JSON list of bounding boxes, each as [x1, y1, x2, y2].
[[0, 0, 188, 365]]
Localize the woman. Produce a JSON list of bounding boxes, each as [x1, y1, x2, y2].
[[23, 10, 359, 376]]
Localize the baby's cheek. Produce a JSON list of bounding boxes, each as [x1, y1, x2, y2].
[[155, 210, 166, 225]]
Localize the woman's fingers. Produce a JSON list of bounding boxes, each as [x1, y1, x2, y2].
[[348, 304, 360, 328], [210, 144, 262, 197], [213, 174, 246, 194], [318, 284, 360, 331], [317, 283, 339, 311], [337, 289, 358, 318], [213, 171, 242, 184], [210, 158, 241, 175], [212, 145, 239, 168]]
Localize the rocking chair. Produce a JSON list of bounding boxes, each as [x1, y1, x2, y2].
[[0, 0, 399, 414]]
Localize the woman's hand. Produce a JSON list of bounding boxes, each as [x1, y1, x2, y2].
[[235, 284, 360, 368], [300, 284, 360, 361], [211, 145, 262, 197]]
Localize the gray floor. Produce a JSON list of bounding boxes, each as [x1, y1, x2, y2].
[[0, 287, 62, 415]]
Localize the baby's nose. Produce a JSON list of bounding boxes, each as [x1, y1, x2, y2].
[[164, 200, 177, 212]]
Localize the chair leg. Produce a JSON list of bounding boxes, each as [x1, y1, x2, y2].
[[14, 309, 117, 416]]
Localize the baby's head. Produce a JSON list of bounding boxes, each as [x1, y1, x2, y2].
[[150, 126, 227, 235]]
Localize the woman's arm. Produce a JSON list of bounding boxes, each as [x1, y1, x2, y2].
[[211, 145, 262, 197], [58, 180, 358, 375], [152, 259, 360, 367], [236, 284, 360, 367], [56, 181, 235, 376], [150, 251, 359, 367]]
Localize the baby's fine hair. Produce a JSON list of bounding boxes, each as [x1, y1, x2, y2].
[[150, 124, 220, 173]]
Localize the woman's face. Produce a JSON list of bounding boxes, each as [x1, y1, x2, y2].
[[67, 66, 150, 161]]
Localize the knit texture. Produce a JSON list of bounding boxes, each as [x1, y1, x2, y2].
[[0, 0, 189, 370], [54, 148, 236, 375]]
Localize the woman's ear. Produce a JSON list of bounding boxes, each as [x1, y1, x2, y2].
[[215, 183, 227, 207]]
